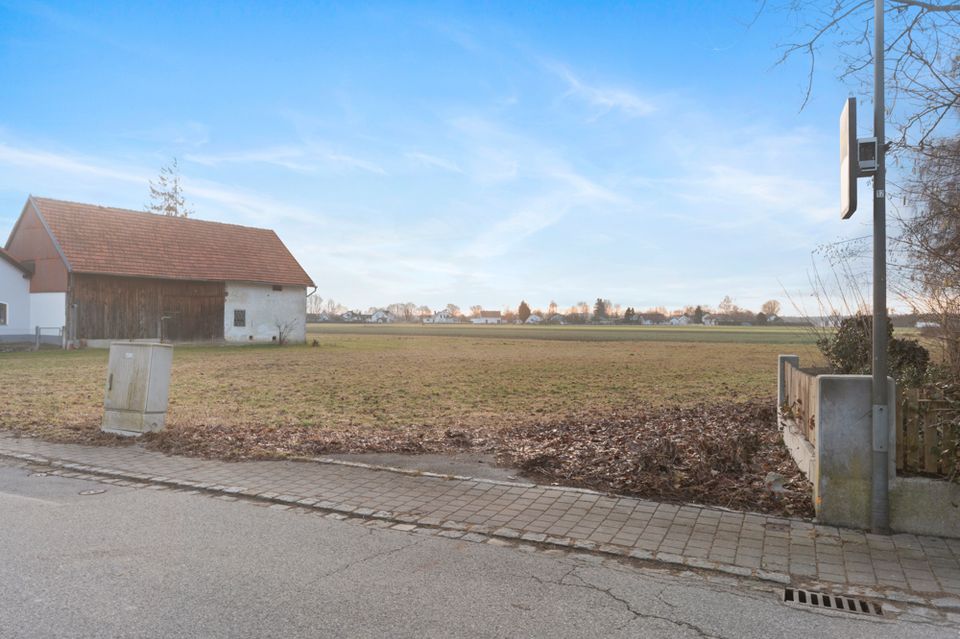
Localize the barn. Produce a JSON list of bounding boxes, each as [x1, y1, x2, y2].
[[2, 196, 315, 345]]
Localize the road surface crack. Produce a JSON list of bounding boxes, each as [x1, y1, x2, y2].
[[315, 539, 422, 581], [529, 567, 727, 638]]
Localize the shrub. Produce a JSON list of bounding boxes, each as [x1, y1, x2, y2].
[[817, 313, 930, 387]]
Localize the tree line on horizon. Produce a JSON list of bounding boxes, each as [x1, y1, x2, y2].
[[307, 295, 785, 325]]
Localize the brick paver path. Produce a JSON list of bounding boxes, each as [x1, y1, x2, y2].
[[3, 434, 959, 601]]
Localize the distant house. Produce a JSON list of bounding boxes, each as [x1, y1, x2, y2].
[[546, 314, 567, 325], [341, 311, 371, 323], [2, 196, 314, 346], [424, 309, 457, 324], [370, 309, 396, 323], [525, 314, 542, 324], [702, 314, 718, 326], [916, 321, 941, 329], [669, 316, 691, 326], [471, 310, 502, 325]]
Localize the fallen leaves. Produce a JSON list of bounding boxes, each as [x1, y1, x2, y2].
[[498, 399, 814, 518]]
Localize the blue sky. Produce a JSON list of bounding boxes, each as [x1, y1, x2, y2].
[[0, 1, 880, 313]]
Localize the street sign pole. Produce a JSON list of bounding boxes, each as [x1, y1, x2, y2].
[[871, 0, 890, 534]]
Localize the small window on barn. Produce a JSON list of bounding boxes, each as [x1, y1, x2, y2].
[[272, 285, 283, 291], [0, 302, 6, 326], [234, 309, 246, 327]]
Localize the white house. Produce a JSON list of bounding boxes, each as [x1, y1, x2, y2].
[[669, 316, 691, 326], [471, 310, 502, 325], [525, 314, 542, 324], [424, 309, 457, 324], [0, 248, 33, 342], [546, 314, 567, 325], [702, 314, 718, 326], [370, 309, 396, 323]]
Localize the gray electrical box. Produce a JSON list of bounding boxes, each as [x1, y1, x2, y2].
[[101, 342, 174, 436]]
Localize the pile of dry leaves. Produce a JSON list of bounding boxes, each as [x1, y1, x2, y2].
[[498, 400, 813, 518], [17, 396, 811, 518]]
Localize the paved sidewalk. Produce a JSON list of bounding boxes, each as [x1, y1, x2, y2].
[[2, 434, 959, 606]]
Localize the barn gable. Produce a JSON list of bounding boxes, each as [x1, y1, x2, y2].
[[3, 196, 314, 344]]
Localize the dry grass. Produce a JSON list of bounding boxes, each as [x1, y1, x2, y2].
[[0, 326, 823, 514], [0, 327, 821, 453]]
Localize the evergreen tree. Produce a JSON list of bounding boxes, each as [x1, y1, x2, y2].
[[593, 298, 607, 321], [518, 300, 531, 323], [147, 158, 193, 217]]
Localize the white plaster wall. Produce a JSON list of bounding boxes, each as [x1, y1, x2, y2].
[[0, 260, 31, 335], [224, 283, 307, 343], [30, 292, 66, 330]]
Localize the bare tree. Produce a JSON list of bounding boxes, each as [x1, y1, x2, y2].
[[470, 305, 483, 318], [147, 158, 194, 217], [762, 299, 782, 316], [274, 317, 299, 345], [898, 135, 960, 379], [776, 1, 959, 149], [307, 292, 324, 315]]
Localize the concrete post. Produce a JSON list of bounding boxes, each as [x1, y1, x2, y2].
[[777, 355, 800, 411], [815, 374, 896, 529]]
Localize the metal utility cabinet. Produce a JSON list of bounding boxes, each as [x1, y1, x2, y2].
[[101, 342, 173, 435]]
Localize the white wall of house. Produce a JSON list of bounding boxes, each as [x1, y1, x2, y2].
[[223, 282, 307, 343], [0, 259, 31, 336], [471, 317, 501, 324], [30, 292, 66, 330]]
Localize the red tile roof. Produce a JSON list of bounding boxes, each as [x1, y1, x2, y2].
[[29, 197, 315, 287], [480, 310, 501, 318]]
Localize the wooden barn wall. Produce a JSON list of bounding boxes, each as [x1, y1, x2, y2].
[[70, 274, 225, 341]]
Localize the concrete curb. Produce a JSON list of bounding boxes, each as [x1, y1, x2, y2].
[[4, 446, 960, 615]]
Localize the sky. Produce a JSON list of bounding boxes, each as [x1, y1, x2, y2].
[[0, 1, 884, 314]]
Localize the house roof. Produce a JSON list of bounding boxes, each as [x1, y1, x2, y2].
[[0, 247, 31, 275], [19, 197, 314, 287], [479, 310, 501, 318]]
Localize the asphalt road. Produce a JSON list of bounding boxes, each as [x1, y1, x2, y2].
[[0, 461, 955, 639]]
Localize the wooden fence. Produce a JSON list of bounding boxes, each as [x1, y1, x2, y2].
[[896, 389, 958, 479], [781, 360, 958, 479], [782, 362, 819, 446]]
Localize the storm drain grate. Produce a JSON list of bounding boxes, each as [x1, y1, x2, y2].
[[783, 588, 883, 616]]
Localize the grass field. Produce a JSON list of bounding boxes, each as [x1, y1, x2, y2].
[[0, 324, 822, 451], [307, 322, 822, 344], [0, 324, 825, 514]]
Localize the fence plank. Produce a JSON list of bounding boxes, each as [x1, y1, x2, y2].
[[905, 390, 920, 472], [943, 416, 958, 479], [923, 400, 941, 474], [896, 391, 905, 471]]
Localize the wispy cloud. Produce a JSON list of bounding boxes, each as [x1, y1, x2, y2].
[[544, 61, 656, 119], [185, 145, 387, 175], [123, 121, 211, 148], [0, 140, 328, 226], [405, 151, 463, 173], [0, 142, 148, 184]]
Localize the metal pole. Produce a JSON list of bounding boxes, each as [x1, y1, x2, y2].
[[871, 0, 890, 534]]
